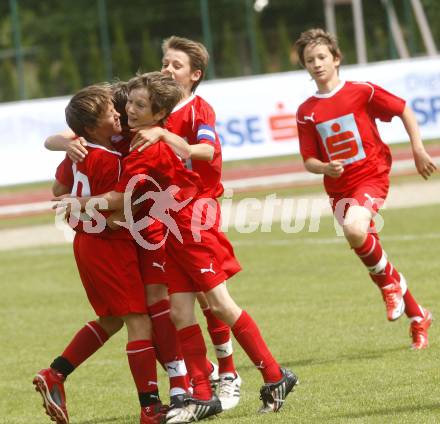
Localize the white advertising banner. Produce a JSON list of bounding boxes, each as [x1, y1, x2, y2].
[[197, 56, 440, 162], [1, 56, 439, 186]]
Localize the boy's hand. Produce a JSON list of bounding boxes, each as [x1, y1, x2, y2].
[[324, 160, 344, 178], [52, 194, 88, 212], [413, 148, 437, 180], [67, 138, 88, 163], [130, 127, 164, 152]]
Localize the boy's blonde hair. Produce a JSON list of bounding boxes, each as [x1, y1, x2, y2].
[[295, 28, 343, 67], [127, 72, 183, 124], [65, 84, 112, 138], [162, 36, 209, 92]]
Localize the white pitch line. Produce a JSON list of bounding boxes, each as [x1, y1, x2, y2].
[[233, 232, 440, 246]]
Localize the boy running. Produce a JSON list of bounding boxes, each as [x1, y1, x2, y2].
[[295, 28, 435, 349]]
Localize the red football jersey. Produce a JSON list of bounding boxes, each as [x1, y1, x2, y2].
[[296, 81, 405, 194], [55, 142, 130, 239], [166, 94, 224, 198], [115, 141, 203, 205]]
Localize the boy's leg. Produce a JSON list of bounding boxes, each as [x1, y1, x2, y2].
[[345, 206, 430, 331], [205, 283, 298, 413], [344, 205, 406, 320], [123, 313, 166, 424], [205, 284, 283, 382], [147, 284, 191, 403], [198, 291, 240, 409], [166, 292, 222, 423], [345, 205, 431, 348], [33, 317, 121, 424], [197, 292, 237, 378]]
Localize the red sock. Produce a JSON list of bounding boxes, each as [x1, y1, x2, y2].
[[202, 307, 236, 375], [177, 325, 212, 400], [149, 300, 190, 394], [232, 311, 282, 383], [62, 321, 109, 368], [403, 289, 423, 318], [354, 233, 385, 270], [126, 339, 158, 393]]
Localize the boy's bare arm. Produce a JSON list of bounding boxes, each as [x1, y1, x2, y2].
[[52, 180, 70, 197], [400, 105, 437, 180], [106, 200, 143, 230], [130, 127, 214, 160], [44, 130, 88, 163]]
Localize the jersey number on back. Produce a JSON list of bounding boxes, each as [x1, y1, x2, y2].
[[71, 163, 91, 196]]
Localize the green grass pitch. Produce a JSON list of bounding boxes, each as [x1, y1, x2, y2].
[[1, 205, 439, 423]]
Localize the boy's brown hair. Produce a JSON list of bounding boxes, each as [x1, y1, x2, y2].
[[111, 80, 129, 128], [162, 36, 209, 92], [65, 84, 113, 138], [127, 71, 183, 125], [295, 28, 343, 68]]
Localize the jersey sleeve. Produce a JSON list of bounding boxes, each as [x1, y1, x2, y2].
[[195, 103, 217, 146], [367, 82, 406, 122], [55, 155, 74, 189], [296, 106, 321, 162]]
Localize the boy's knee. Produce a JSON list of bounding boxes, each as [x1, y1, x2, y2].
[[343, 222, 366, 246], [146, 284, 168, 306], [97, 316, 123, 336]]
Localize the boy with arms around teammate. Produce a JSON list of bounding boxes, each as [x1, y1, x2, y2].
[[45, 36, 243, 411], [295, 28, 435, 349], [34, 84, 167, 424], [56, 71, 298, 423], [130, 36, 241, 410]]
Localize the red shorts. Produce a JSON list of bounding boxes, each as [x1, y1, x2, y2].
[[137, 245, 167, 286], [330, 175, 390, 225], [73, 233, 147, 317], [136, 219, 168, 286], [166, 200, 241, 294]]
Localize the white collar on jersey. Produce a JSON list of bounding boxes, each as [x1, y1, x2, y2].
[[171, 94, 196, 113], [314, 80, 345, 99], [86, 141, 122, 156]]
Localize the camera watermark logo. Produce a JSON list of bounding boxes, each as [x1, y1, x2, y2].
[[54, 175, 386, 247]]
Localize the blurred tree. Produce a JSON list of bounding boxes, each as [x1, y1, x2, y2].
[[56, 37, 82, 95], [277, 18, 293, 71], [220, 21, 240, 78], [36, 48, 54, 97], [0, 59, 18, 101], [140, 29, 161, 73], [254, 14, 269, 73], [112, 22, 132, 80], [87, 32, 106, 84], [0, 0, 438, 101]]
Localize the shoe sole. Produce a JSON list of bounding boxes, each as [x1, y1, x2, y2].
[[33, 375, 69, 424]]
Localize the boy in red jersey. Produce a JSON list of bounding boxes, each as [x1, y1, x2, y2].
[[44, 81, 194, 409], [56, 72, 298, 422], [33, 85, 166, 424], [295, 28, 436, 350], [130, 36, 241, 410]]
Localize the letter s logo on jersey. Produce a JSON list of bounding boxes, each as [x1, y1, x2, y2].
[[316, 113, 366, 165]]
